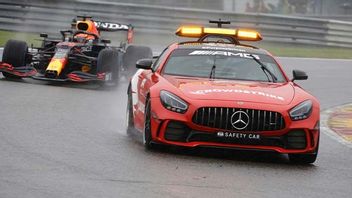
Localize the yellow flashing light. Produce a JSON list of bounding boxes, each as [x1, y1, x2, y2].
[[204, 27, 236, 35], [176, 26, 203, 38], [236, 29, 262, 41], [175, 26, 262, 41]]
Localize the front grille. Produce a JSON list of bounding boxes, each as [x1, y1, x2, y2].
[[192, 107, 285, 131]]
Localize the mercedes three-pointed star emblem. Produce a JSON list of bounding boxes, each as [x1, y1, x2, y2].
[[231, 111, 249, 130]]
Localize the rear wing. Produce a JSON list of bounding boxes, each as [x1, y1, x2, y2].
[[94, 21, 134, 44], [94, 21, 130, 31], [72, 16, 134, 44]]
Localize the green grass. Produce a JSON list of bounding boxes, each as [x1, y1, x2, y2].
[[0, 30, 41, 47], [1, 30, 352, 59]]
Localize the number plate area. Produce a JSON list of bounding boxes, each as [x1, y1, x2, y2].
[[216, 131, 261, 140]]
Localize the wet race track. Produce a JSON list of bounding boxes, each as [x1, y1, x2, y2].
[[0, 48, 351, 198]]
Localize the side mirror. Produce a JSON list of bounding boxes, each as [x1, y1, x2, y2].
[[136, 59, 153, 70], [292, 70, 308, 81], [40, 33, 48, 38]]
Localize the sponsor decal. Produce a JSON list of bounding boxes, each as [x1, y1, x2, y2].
[[189, 50, 260, 59], [94, 21, 129, 31], [190, 89, 285, 101], [201, 46, 246, 52], [203, 43, 241, 48]]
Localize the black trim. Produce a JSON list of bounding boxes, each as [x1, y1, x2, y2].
[[163, 121, 307, 150]]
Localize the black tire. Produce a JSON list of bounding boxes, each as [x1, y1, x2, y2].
[[143, 97, 154, 150], [126, 85, 134, 134], [123, 45, 153, 76], [2, 39, 28, 79], [289, 137, 319, 164], [97, 48, 120, 83]]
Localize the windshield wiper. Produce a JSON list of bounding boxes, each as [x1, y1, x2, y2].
[[209, 65, 216, 79], [249, 54, 277, 83], [209, 56, 217, 79]]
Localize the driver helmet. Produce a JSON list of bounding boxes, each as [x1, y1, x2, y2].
[[74, 20, 100, 42]]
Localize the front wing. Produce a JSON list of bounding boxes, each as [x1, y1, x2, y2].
[[0, 62, 107, 82]]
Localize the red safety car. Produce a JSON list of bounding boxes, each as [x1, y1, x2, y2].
[[126, 20, 320, 164]]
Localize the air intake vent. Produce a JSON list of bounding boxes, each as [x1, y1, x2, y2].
[[192, 107, 285, 131]]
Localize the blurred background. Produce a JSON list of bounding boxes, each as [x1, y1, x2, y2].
[[115, 0, 352, 20], [0, 0, 352, 58]]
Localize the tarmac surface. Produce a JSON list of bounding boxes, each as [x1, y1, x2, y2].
[[0, 52, 351, 197]]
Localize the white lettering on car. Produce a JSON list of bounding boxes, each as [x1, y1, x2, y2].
[[190, 89, 285, 101], [201, 46, 246, 52], [189, 50, 260, 59], [94, 22, 129, 30], [218, 132, 260, 140]]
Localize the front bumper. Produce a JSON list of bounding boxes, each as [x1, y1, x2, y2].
[[149, 97, 320, 154]]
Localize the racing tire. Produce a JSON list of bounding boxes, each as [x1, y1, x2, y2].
[[97, 48, 120, 84], [126, 85, 134, 134], [123, 45, 153, 77], [143, 97, 154, 150], [289, 137, 319, 164], [2, 39, 28, 79]]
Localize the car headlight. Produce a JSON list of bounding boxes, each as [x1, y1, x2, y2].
[[160, 90, 188, 113], [289, 100, 313, 121]]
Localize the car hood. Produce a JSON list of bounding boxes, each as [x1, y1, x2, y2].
[[164, 75, 295, 105]]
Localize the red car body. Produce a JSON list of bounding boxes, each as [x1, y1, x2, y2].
[[127, 31, 320, 163]]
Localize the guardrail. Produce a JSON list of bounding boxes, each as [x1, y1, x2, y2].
[[0, 0, 352, 48]]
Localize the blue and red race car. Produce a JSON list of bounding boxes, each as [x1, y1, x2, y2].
[[0, 16, 152, 85]]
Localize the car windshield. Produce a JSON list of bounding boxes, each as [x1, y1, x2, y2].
[[163, 48, 286, 82]]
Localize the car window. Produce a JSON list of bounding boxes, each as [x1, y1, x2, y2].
[[162, 49, 286, 82], [152, 47, 170, 71]]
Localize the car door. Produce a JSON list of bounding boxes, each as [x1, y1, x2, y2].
[[132, 47, 170, 131]]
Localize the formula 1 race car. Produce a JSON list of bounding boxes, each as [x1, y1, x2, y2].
[[127, 20, 320, 164], [0, 16, 152, 85]]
